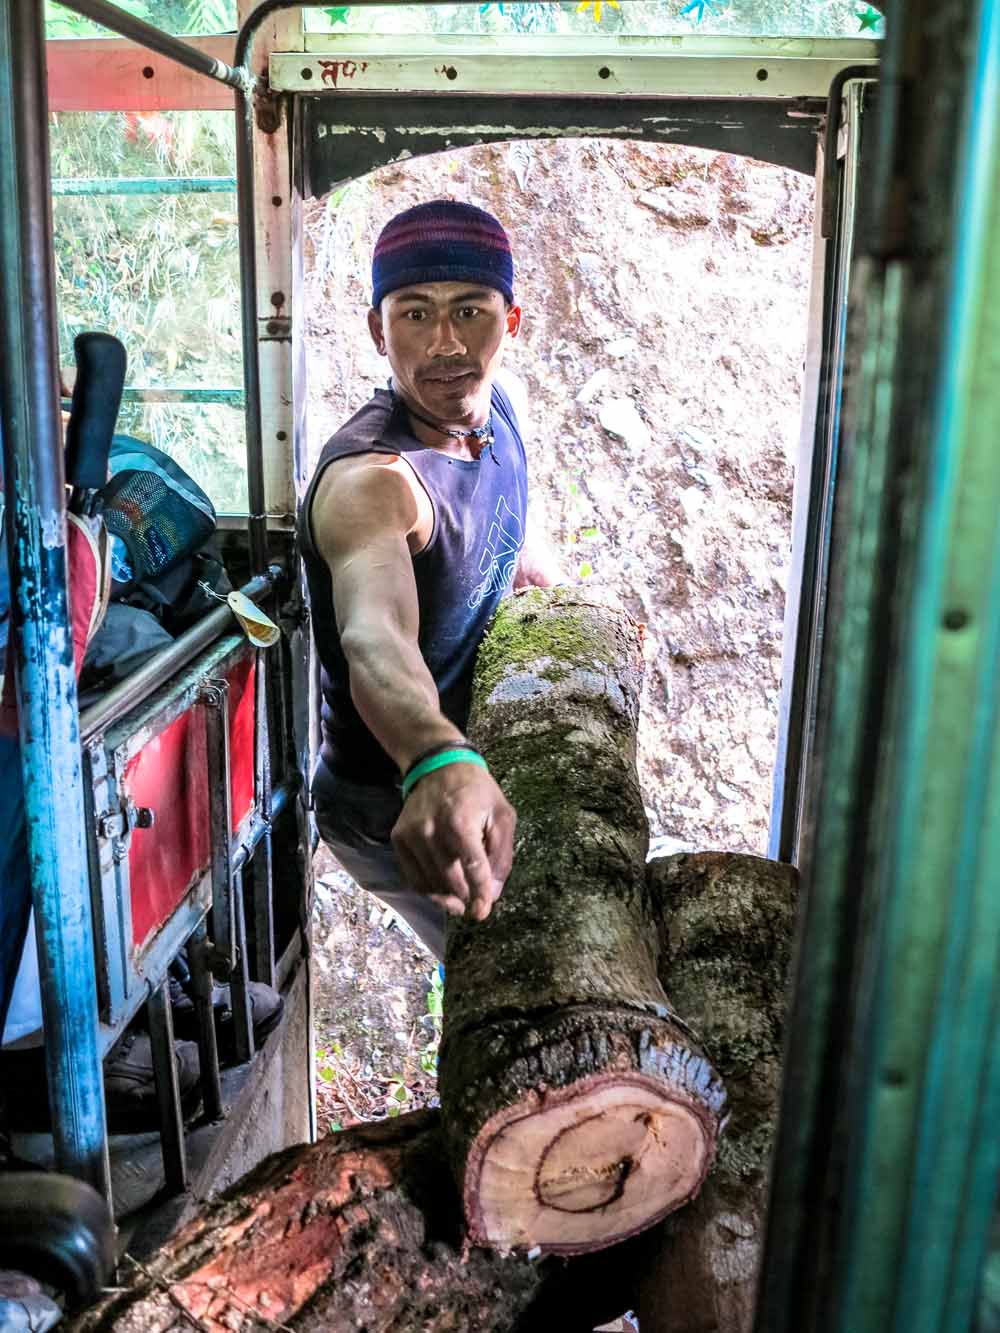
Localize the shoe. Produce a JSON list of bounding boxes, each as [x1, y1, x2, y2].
[[168, 976, 283, 1065], [0, 1031, 201, 1134], [104, 1030, 201, 1133]]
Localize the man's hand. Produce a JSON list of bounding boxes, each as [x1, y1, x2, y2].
[[391, 762, 516, 922]]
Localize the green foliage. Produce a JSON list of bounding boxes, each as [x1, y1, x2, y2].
[[557, 465, 601, 580], [46, 0, 148, 38], [46, 0, 236, 38], [418, 966, 444, 1077], [50, 109, 246, 510]]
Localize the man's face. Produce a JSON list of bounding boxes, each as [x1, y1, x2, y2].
[[368, 281, 522, 427]]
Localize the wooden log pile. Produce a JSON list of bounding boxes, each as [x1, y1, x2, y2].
[[73, 588, 797, 1333]]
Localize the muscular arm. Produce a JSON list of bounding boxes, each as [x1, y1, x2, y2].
[[312, 457, 515, 919], [313, 458, 457, 771]]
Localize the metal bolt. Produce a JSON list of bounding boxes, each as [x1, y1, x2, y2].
[[97, 813, 122, 840]]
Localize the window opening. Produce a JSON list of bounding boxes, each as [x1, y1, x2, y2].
[[50, 109, 246, 512], [305, 136, 813, 1131]]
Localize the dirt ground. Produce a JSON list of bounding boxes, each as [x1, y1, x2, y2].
[[311, 848, 442, 1136], [303, 137, 814, 1329]]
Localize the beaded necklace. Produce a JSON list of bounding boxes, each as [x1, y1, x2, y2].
[[393, 390, 500, 465]]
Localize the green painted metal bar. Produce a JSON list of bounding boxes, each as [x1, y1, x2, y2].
[[0, 0, 110, 1194], [754, 255, 907, 1332], [837, 0, 1000, 1326], [757, 0, 1000, 1328], [61, 387, 245, 406], [52, 176, 236, 196]]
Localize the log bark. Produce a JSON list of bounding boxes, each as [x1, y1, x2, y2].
[[441, 588, 725, 1257], [70, 1111, 636, 1333], [637, 853, 798, 1333]]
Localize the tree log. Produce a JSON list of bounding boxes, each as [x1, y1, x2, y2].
[[441, 588, 726, 1257], [70, 1111, 636, 1333], [637, 853, 798, 1333], [70, 851, 796, 1333], [71, 591, 798, 1331]]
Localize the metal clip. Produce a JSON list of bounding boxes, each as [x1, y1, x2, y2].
[[97, 797, 155, 863]]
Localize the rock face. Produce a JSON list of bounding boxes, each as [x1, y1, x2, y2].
[[304, 138, 814, 854]]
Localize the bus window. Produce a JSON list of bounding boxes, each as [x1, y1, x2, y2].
[[50, 108, 245, 511]]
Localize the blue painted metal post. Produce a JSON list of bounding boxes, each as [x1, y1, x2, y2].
[[0, 0, 109, 1192]]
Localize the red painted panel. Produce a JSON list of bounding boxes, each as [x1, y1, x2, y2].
[[127, 652, 256, 952], [47, 37, 235, 112], [229, 656, 256, 834], [127, 708, 211, 951]]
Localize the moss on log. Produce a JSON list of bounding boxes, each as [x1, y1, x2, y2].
[[441, 589, 726, 1257]]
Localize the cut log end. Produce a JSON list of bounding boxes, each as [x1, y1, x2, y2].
[[465, 1073, 718, 1257]]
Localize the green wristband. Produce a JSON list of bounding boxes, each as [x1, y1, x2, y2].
[[401, 748, 488, 800]]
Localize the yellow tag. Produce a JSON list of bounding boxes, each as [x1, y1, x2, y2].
[[228, 591, 280, 648]]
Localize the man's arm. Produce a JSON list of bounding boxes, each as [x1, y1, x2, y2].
[[312, 458, 515, 921]]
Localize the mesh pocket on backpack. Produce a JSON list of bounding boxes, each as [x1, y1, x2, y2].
[[103, 468, 214, 583]]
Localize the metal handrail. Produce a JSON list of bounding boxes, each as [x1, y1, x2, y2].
[[80, 567, 279, 742], [52, 175, 236, 195], [0, 0, 110, 1194]]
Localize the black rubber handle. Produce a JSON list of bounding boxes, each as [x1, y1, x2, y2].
[[64, 332, 126, 501]]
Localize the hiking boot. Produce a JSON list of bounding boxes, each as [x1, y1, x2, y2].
[[169, 976, 284, 1065], [104, 1030, 201, 1133], [0, 1030, 201, 1134]]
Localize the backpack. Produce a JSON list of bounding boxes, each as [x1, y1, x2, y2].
[[102, 435, 231, 635]]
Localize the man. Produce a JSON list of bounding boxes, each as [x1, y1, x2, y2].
[[300, 200, 562, 960]]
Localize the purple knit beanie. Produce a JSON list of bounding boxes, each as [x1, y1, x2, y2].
[[371, 200, 514, 309]]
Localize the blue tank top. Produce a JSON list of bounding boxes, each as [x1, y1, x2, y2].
[[299, 383, 528, 784]]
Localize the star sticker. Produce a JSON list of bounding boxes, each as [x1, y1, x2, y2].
[[680, 0, 722, 21], [576, 0, 620, 22], [856, 5, 883, 30], [324, 6, 351, 24]]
